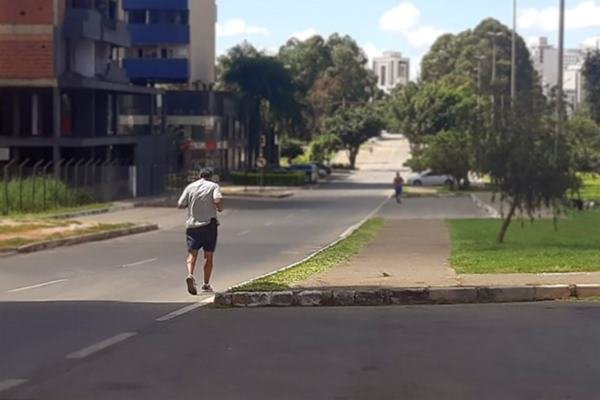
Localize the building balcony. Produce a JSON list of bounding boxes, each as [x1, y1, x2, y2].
[[63, 8, 130, 47], [123, 0, 188, 11], [123, 58, 189, 83], [127, 24, 190, 45]]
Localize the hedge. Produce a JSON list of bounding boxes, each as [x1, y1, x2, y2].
[[231, 171, 306, 186]]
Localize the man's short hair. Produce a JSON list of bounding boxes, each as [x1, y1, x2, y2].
[[199, 168, 213, 179]]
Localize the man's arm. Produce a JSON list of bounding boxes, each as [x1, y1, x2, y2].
[[213, 185, 224, 213], [177, 186, 189, 209]]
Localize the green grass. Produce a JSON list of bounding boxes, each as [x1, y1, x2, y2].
[[232, 218, 385, 292], [448, 210, 600, 274], [0, 222, 133, 250], [7, 202, 113, 219], [579, 174, 600, 203], [0, 220, 77, 235]]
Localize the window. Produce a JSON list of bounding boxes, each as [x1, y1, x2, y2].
[[161, 48, 168, 59], [128, 10, 146, 24], [380, 66, 386, 86]]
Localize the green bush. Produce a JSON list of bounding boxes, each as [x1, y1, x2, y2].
[[231, 171, 306, 186], [0, 177, 93, 214]]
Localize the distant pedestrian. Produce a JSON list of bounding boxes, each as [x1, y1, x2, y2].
[[177, 168, 224, 295], [393, 172, 404, 204]]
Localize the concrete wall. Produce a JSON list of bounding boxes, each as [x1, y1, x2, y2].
[[189, 0, 216, 86]]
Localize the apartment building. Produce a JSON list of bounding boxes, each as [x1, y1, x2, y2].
[[372, 51, 410, 93], [0, 0, 168, 197], [122, 0, 216, 87], [530, 37, 583, 94]]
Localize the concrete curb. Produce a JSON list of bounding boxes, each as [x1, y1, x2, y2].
[[7, 224, 159, 255], [214, 284, 600, 308], [470, 194, 501, 218]]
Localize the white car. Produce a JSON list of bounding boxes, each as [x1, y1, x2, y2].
[[407, 171, 453, 187]]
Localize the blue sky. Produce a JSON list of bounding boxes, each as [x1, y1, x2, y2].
[[216, 0, 600, 78]]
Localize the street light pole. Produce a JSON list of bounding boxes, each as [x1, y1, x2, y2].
[[511, 0, 517, 103], [557, 0, 565, 138]]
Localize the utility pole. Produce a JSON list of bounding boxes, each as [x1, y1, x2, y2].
[[557, 0, 565, 141], [511, 0, 517, 103]]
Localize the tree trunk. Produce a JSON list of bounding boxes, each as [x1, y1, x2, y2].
[[497, 201, 518, 244], [348, 148, 359, 169]]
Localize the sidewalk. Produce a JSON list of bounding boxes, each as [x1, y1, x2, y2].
[[298, 219, 459, 288], [217, 196, 600, 307]]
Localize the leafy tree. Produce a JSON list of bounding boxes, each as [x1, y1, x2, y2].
[[421, 18, 539, 108], [309, 134, 342, 163], [221, 44, 303, 167], [280, 137, 305, 163], [583, 50, 600, 124], [477, 103, 579, 243], [323, 104, 384, 169], [423, 130, 473, 189], [278, 35, 332, 95], [567, 115, 600, 172], [275, 34, 377, 139]]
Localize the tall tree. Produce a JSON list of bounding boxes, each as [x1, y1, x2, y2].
[[322, 103, 384, 169], [421, 18, 539, 105], [477, 101, 579, 243], [221, 45, 302, 166], [583, 50, 600, 124]]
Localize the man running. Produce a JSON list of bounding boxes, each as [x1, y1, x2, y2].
[[393, 172, 405, 204], [177, 168, 224, 295]]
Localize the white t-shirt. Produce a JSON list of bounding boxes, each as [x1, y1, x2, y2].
[[178, 179, 223, 228]]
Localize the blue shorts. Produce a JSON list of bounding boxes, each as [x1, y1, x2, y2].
[[395, 187, 403, 195], [186, 219, 218, 252]]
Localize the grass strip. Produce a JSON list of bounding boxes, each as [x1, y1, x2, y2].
[[0, 223, 133, 250], [7, 203, 113, 219], [448, 210, 600, 274], [231, 218, 385, 292]]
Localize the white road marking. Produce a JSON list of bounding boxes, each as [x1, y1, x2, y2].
[[156, 297, 214, 322], [264, 221, 273, 227], [67, 332, 137, 359], [0, 379, 28, 393], [121, 258, 158, 268], [7, 279, 68, 293], [236, 230, 250, 236], [285, 213, 295, 220]]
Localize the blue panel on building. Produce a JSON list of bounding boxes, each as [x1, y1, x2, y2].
[[123, 0, 188, 10], [128, 24, 189, 45], [123, 58, 189, 83]]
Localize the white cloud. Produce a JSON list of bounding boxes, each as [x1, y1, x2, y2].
[[403, 26, 445, 48], [292, 28, 318, 41], [582, 36, 600, 49], [379, 2, 445, 49], [526, 35, 541, 47], [410, 53, 424, 81], [362, 42, 381, 66], [379, 2, 421, 33], [519, 1, 600, 31], [216, 19, 270, 38]]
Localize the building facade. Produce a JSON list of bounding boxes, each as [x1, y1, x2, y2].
[[0, 0, 168, 198], [120, 90, 258, 177], [122, 0, 216, 87], [372, 51, 410, 93], [530, 37, 584, 95]]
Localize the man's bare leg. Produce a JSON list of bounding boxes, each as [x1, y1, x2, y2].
[[203, 251, 214, 286], [186, 250, 199, 295], [187, 250, 199, 276]]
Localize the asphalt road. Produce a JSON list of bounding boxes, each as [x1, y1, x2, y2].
[[5, 302, 600, 400], [0, 169, 409, 387]]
